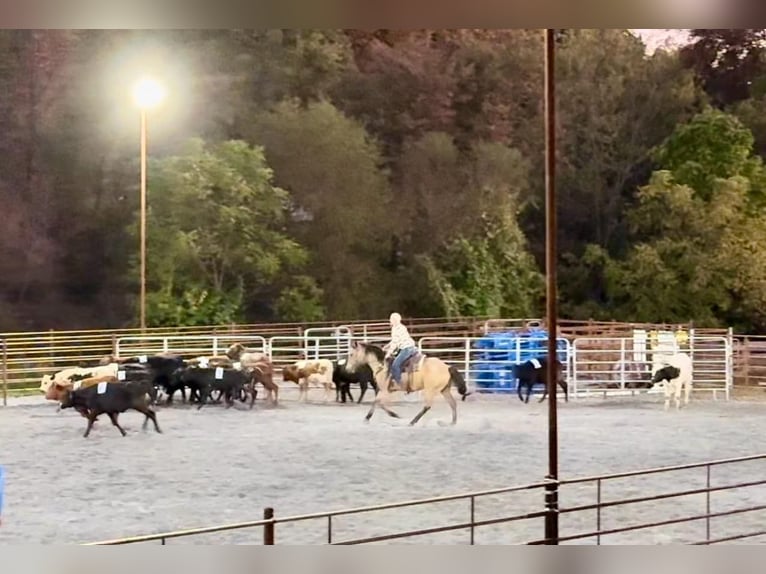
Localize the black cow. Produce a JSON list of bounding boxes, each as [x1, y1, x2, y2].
[[174, 366, 254, 410], [121, 354, 188, 404], [115, 365, 160, 404], [514, 357, 569, 404], [60, 381, 162, 438], [332, 359, 378, 404]]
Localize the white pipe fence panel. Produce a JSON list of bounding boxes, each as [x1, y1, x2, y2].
[[417, 336, 572, 395], [571, 335, 731, 399], [115, 335, 267, 359]]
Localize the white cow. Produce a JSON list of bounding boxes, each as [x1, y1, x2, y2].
[[650, 352, 693, 411]]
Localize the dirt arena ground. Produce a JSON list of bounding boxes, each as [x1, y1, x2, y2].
[[1, 386, 766, 545]]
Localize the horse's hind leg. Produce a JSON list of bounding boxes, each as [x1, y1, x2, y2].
[[441, 387, 458, 425]]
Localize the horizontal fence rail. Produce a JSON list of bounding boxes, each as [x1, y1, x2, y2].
[[84, 453, 766, 545], [115, 335, 268, 359], [0, 316, 749, 397]]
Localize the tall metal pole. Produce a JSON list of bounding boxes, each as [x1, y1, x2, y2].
[[139, 107, 147, 332], [543, 27, 560, 545]]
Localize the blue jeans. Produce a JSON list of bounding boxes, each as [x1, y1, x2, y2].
[[390, 347, 417, 384]]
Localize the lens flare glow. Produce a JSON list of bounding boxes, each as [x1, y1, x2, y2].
[[132, 77, 165, 109]]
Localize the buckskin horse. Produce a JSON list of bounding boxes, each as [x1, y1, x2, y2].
[[345, 342, 470, 426]]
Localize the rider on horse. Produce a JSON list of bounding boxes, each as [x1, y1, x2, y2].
[[383, 312, 418, 392]]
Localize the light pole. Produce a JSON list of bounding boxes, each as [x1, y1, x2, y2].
[[132, 77, 165, 331]]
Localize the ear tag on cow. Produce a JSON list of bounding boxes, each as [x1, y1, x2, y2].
[[139, 355, 148, 364], [73, 381, 82, 390], [530, 358, 542, 369], [118, 370, 126, 381], [199, 358, 209, 368], [338, 359, 347, 366], [97, 381, 108, 394], [215, 367, 224, 380], [233, 362, 242, 370]]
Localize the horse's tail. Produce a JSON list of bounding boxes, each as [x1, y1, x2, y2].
[[449, 366, 471, 401]]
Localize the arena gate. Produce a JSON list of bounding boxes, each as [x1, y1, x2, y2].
[[571, 329, 733, 400]]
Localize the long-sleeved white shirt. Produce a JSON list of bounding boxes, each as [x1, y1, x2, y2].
[[385, 323, 416, 354]]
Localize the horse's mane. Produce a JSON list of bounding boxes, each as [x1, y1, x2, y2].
[[360, 343, 385, 362]]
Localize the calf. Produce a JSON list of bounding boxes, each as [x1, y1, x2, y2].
[[120, 354, 187, 404], [174, 366, 254, 410], [283, 359, 334, 402], [332, 359, 378, 404], [651, 352, 693, 411], [59, 381, 162, 438], [46, 375, 112, 419], [248, 360, 279, 406], [514, 357, 568, 404]]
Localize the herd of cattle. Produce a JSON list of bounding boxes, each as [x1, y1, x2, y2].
[[38, 343, 380, 437], [36, 340, 696, 437]]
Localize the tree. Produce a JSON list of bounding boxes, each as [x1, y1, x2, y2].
[[143, 137, 323, 326], [412, 139, 542, 318], [601, 109, 766, 330], [680, 29, 766, 107], [418, 208, 543, 318], [248, 99, 397, 319], [553, 29, 701, 255], [650, 107, 766, 204], [534, 30, 705, 322]]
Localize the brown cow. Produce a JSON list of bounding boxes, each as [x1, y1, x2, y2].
[[249, 359, 279, 405], [282, 359, 334, 402]]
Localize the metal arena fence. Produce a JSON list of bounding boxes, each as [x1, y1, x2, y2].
[[83, 453, 766, 545], [0, 316, 487, 393], [0, 320, 735, 399]]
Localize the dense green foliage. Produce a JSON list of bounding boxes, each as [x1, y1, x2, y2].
[[4, 29, 766, 332]]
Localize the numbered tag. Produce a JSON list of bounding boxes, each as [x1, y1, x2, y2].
[[139, 355, 148, 364], [73, 381, 82, 390], [215, 367, 224, 380], [97, 381, 108, 394], [233, 361, 242, 370], [530, 358, 542, 369], [118, 370, 126, 381], [338, 359, 347, 366], [199, 357, 209, 368]]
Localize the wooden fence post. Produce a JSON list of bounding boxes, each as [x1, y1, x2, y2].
[[2, 339, 7, 407], [743, 337, 750, 387], [263, 507, 274, 545]]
